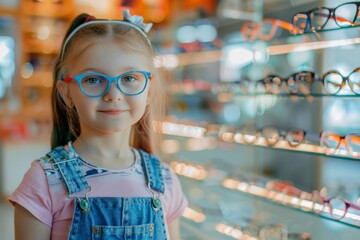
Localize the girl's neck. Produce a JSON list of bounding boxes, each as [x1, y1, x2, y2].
[[72, 131, 135, 170]]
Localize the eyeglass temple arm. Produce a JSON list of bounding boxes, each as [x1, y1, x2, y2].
[[276, 20, 300, 33], [64, 77, 73, 83], [349, 202, 360, 211], [313, 12, 354, 25]]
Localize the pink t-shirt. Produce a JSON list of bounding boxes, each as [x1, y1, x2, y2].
[[9, 146, 187, 239]]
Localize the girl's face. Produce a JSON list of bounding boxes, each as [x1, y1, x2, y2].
[[64, 40, 152, 135]]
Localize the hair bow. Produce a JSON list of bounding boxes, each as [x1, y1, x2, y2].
[[122, 9, 153, 33]]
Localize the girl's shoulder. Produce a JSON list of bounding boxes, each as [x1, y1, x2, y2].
[[37, 145, 69, 166], [136, 149, 175, 185], [36, 146, 78, 186]]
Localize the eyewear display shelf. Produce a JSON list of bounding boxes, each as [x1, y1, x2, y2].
[[177, 172, 360, 238], [164, 20, 360, 240]]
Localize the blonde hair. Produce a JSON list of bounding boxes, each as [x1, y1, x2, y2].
[[51, 14, 165, 155]]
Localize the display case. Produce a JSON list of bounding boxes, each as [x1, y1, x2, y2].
[[159, 1, 360, 239]]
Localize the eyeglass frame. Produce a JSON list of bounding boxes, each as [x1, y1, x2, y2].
[[259, 127, 319, 147], [241, 72, 318, 95], [235, 125, 318, 147], [320, 131, 360, 157], [63, 70, 151, 97], [241, 18, 299, 42], [292, 2, 360, 34], [255, 74, 284, 94], [311, 190, 360, 220], [322, 67, 360, 95]]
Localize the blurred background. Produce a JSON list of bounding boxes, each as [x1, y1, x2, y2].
[[0, 0, 360, 239]]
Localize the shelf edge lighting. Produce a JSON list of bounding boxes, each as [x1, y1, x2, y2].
[[269, 37, 360, 55]]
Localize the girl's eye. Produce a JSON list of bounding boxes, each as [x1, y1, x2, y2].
[[122, 75, 137, 82], [83, 75, 104, 84]]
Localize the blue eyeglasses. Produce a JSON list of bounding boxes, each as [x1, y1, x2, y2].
[[64, 70, 151, 97]]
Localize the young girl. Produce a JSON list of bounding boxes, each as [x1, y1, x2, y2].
[[9, 10, 187, 240]]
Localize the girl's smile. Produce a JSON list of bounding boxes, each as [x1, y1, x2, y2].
[[97, 108, 128, 116]]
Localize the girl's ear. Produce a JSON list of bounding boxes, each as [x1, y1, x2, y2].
[[56, 80, 74, 108]]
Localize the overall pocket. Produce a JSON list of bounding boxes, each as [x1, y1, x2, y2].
[[92, 223, 154, 240]]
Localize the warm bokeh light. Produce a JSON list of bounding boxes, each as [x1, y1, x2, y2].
[[170, 161, 207, 180], [183, 207, 206, 223]]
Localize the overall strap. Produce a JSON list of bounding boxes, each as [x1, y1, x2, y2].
[[138, 150, 165, 194], [47, 147, 90, 195]]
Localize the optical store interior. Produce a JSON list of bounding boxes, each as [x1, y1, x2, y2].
[[0, 0, 360, 239]]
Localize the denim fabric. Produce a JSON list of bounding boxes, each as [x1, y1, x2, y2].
[[44, 147, 167, 240], [47, 147, 90, 195]]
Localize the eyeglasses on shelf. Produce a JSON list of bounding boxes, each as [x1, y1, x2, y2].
[[311, 190, 360, 220], [223, 176, 360, 223], [230, 125, 319, 148], [241, 18, 299, 42], [320, 131, 360, 158], [227, 68, 360, 96], [292, 2, 360, 35], [322, 67, 360, 95]]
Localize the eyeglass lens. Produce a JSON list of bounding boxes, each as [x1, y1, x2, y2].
[[323, 72, 343, 94], [334, 3, 360, 27], [310, 8, 331, 30], [320, 132, 343, 154], [259, 21, 276, 40], [328, 198, 347, 220], [80, 72, 147, 96], [261, 127, 280, 146], [346, 134, 360, 157], [348, 69, 360, 94]]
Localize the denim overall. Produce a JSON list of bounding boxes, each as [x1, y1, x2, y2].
[[42, 146, 167, 240]]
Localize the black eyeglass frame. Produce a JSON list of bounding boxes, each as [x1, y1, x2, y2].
[[292, 2, 360, 34]]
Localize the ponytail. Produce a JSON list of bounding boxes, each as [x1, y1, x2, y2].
[[51, 13, 92, 149]]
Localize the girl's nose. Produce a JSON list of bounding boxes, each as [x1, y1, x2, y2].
[[103, 82, 124, 102]]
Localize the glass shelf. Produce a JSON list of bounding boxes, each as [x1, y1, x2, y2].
[[161, 132, 360, 162], [178, 174, 360, 230], [170, 89, 360, 98], [180, 220, 223, 240], [224, 139, 360, 162], [221, 178, 360, 230]]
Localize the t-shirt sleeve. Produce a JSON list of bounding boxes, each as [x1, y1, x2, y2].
[[8, 161, 53, 227], [162, 163, 188, 224]]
